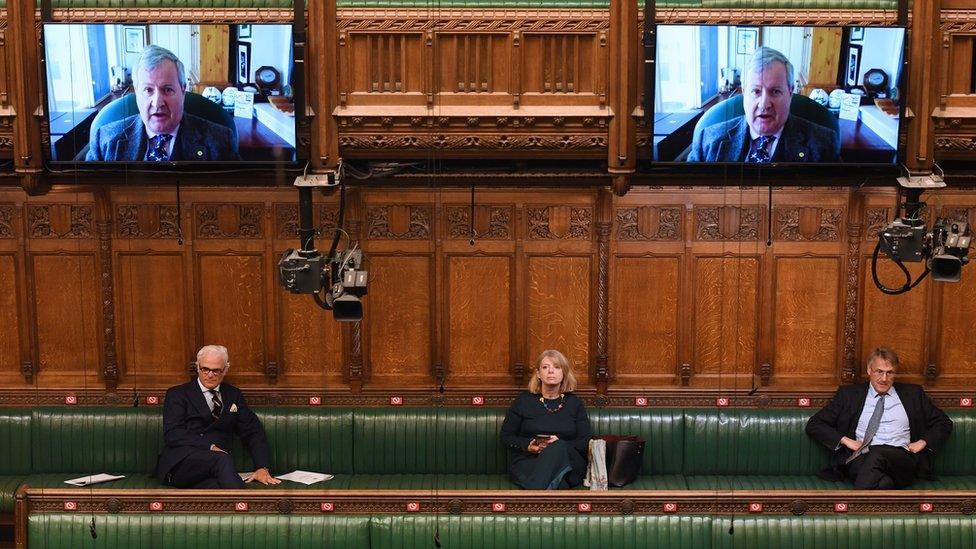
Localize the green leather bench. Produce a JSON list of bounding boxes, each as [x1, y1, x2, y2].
[[23, 514, 976, 548], [3, 406, 976, 515]]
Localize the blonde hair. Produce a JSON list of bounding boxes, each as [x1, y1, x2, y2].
[[528, 349, 577, 394]]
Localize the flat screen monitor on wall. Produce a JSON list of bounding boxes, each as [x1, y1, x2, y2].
[[43, 23, 297, 164], [650, 25, 906, 166]]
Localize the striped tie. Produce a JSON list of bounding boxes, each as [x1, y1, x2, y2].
[[209, 389, 222, 421]]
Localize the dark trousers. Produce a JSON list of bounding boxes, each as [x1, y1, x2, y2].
[[846, 444, 918, 489], [510, 440, 585, 490], [166, 449, 244, 489]]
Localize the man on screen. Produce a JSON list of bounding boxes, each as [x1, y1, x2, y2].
[[87, 45, 240, 161], [688, 46, 838, 163]]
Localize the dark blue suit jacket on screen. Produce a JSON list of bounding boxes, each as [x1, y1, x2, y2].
[[86, 112, 240, 162]]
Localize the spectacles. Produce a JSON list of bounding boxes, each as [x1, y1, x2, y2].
[[871, 370, 895, 378], [198, 366, 227, 376]]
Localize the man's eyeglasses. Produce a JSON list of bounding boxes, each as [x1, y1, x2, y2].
[[198, 366, 227, 376]]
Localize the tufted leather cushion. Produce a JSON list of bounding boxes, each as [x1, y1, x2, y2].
[[354, 408, 509, 474], [590, 409, 685, 475], [28, 514, 371, 549], [370, 515, 715, 548], [931, 412, 976, 476], [230, 408, 355, 474], [30, 407, 163, 474], [685, 475, 847, 490], [713, 516, 976, 549], [683, 409, 831, 475]]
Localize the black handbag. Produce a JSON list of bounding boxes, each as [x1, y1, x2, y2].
[[599, 435, 645, 487]]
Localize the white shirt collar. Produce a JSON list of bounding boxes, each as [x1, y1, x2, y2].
[[748, 125, 784, 145], [145, 123, 180, 158], [197, 378, 220, 394]]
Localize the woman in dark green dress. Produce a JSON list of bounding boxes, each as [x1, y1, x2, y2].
[[500, 349, 591, 489]]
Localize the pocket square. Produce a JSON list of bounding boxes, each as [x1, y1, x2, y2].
[[230, 403, 238, 413]]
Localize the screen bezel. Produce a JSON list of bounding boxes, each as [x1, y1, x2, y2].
[[40, 20, 305, 170], [641, 22, 909, 174]]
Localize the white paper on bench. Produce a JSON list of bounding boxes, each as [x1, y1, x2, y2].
[[64, 473, 126, 486], [275, 470, 334, 485]]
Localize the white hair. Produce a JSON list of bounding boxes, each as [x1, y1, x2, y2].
[[196, 345, 230, 368], [744, 46, 795, 92]]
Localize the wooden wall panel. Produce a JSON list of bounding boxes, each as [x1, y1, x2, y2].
[[527, 256, 591, 386], [939, 272, 976, 382], [367, 255, 432, 386], [345, 33, 425, 96], [860, 260, 929, 380], [436, 34, 510, 95], [446, 255, 512, 385], [0, 254, 21, 383], [773, 257, 841, 386], [521, 34, 597, 96], [32, 254, 100, 385], [197, 254, 267, 384], [611, 256, 678, 384], [694, 257, 759, 384], [116, 254, 188, 387], [278, 291, 345, 388]]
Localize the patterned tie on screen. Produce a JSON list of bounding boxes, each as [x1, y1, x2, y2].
[[746, 135, 774, 163], [209, 389, 222, 420], [146, 134, 172, 161], [845, 392, 887, 464]]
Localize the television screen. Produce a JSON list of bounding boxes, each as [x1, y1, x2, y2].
[[651, 25, 905, 165], [43, 23, 297, 164]]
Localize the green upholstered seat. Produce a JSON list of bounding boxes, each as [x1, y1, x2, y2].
[[77, 92, 238, 160], [27, 514, 371, 549], [370, 515, 716, 549], [712, 516, 976, 549], [691, 94, 841, 158], [685, 475, 848, 490]]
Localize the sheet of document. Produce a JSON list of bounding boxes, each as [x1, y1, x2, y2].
[[275, 470, 335, 485], [64, 473, 125, 486]]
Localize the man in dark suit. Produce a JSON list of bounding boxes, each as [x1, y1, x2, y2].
[[688, 46, 838, 163], [806, 347, 952, 489], [156, 345, 280, 488], [86, 45, 239, 162]]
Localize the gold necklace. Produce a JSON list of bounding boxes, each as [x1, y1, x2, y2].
[[539, 393, 565, 414]]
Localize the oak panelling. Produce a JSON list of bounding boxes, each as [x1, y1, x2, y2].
[[610, 255, 679, 385], [445, 255, 513, 386], [366, 254, 433, 387], [859, 259, 929, 381], [939, 269, 976, 383], [277, 290, 345, 389], [196, 254, 267, 386], [521, 32, 602, 106], [436, 33, 511, 99], [31, 253, 100, 386], [115, 254, 188, 388], [0, 254, 22, 385], [693, 256, 760, 386], [342, 32, 425, 106], [527, 255, 591, 386], [773, 257, 842, 386]]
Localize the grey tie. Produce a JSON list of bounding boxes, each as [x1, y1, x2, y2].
[[209, 389, 222, 420], [846, 393, 887, 464]]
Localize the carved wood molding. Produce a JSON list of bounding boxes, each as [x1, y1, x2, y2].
[[695, 206, 761, 241], [274, 203, 338, 240], [652, 9, 900, 25], [115, 205, 180, 239], [0, 204, 14, 238], [48, 8, 293, 23], [445, 205, 513, 240], [339, 134, 608, 152], [615, 206, 681, 241], [936, 136, 976, 152], [865, 208, 890, 241], [774, 207, 843, 242], [337, 9, 610, 32], [366, 205, 432, 239], [526, 206, 592, 240], [941, 9, 976, 30], [2, 387, 974, 409], [338, 116, 608, 131], [27, 205, 94, 239], [194, 204, 265, 239], [21, 488, 976, 517]]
